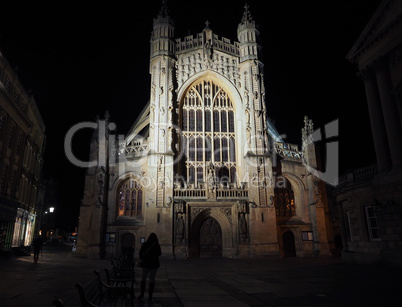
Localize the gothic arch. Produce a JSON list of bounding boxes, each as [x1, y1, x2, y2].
[[178, 76, 241, 186], [189, 207, 233, 257], [177, 70, 243, 113], [281, 172, 306, 217], [110, 172, 145, 219], [111, 171, 144, 192]]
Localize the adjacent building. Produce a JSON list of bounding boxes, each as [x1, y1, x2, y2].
[[337, 0, 402, 265], [77, 2, 335, 259], [0, 48, 46, 255]]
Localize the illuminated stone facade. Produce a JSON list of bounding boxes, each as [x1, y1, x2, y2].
[[77, 3, 335, 259]]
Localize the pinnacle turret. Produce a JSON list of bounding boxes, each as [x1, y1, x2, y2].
[[237, 2, 260, 62], [151, 0, 175, 58]]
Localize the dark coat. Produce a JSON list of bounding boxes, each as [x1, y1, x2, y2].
[[139, 236, 162, 268], [32, 237, 43, 253]]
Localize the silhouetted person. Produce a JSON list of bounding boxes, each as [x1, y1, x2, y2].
[[32, 236, 43, 264], [138, 232, 162, 300]]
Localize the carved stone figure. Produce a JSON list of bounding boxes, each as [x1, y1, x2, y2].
[[245, 108, 250, 127], [204, 39, 213, 60], [268, 195, 274, 208], [176, 213, 185, 242], [97, 178, 104, 195], [239, 212, 247, 239], [207, 166, 216, 199]]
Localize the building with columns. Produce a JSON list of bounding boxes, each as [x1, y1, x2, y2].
[[337, 0, 402, 265], [76, 2, 335, 259]]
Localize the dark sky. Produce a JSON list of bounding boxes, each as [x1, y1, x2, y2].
[[0, 0, 381, 231]]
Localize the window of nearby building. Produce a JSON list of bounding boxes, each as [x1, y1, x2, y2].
[[15, 130, 23, 155], [105, 232, 116, 243], [345, 210, 353, 241], [0, 164, 8, 194], [365, 206, 380, 241], [0, 110, 7, 139], [274, 176, 296, 216], [117, 179, 143, 217], [7, 122, 15, 148], [302, 231, 313, 241], [181, 80, 236, 186]]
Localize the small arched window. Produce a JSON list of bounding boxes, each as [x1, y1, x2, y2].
[[117, 179, 143, 217]]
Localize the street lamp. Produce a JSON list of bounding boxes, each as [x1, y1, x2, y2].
[[41, 207, 55, 241]]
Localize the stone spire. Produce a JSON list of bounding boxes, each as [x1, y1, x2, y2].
[[239, 1, 256, 29], [301, 116, 314, 143], [158, 0, 169, 18], [241, 2, 253, 24], [204, 20, 211, 30], [153, 0, 174, 27]]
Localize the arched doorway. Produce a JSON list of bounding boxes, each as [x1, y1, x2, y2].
[[283, 231, 296, 257], [121, 233, 135, 258], [199, 217, 222, 258], [334, 234, 343, 256]]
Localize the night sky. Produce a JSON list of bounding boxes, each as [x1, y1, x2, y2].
[[0, 0, 381, 231]]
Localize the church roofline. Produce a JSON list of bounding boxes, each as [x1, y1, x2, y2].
[[175, 32, 240, 56]]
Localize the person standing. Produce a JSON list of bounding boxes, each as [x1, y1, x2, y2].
[[138, 233, 162, 300], [32, 236, 43, 264]]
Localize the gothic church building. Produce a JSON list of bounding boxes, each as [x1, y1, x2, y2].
[[76, 2, 335, 259]]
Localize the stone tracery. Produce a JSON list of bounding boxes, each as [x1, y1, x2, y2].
[[117, 178, 143, 217], [181, 79, 237, 186]]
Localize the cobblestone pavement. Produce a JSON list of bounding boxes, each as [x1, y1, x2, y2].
[[0, 244, 400, 306]]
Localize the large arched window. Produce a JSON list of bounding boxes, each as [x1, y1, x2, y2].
[[274, 177, 296, 216], [117, 179, 143, 217], [181, 80, 236, 185]]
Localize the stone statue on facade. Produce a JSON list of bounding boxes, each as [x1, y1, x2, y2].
[[239, 212, 247, 240], [207, 162, 216, 199], [176, 213, 185, 243]]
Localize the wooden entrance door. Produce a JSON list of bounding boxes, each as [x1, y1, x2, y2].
[[199, 217, 222, 258], [121, 233, 135, 258]]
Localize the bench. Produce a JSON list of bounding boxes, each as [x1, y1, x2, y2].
[[105, 267, 136, 293], [75, 270, 134, 307]]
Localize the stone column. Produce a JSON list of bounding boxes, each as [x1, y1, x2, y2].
[[358, 68, 391, 172], [375, 59, 402, 170]]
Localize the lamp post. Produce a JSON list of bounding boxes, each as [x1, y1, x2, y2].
[[41, 207, 55, 242]]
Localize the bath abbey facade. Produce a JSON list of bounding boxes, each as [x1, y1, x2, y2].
[[76, 2, 335, 259]]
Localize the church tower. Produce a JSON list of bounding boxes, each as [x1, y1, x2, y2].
[[146, 0, 176, 249], [236, 4, 279, 254]]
